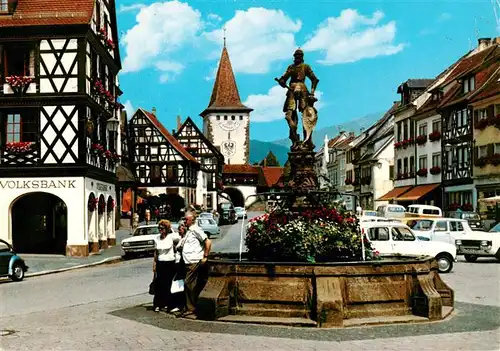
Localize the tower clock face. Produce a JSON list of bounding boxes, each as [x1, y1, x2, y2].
[[221, 139, 236, 157], [218, 120, 240, 131]]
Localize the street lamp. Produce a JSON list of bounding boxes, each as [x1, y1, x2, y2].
[[444, 143, 452, 152], [106, 115, 120, 133]]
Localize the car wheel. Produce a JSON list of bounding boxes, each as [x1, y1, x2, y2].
[[10, 262, 25, 282], [436, 254, 453, 273], [123, 252, 134, 260], [464, 254, 478, 262]]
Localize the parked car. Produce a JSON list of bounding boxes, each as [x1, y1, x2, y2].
[[199, 212, 219, 224], [455, 224, 500, 262], [406, 204, 442, 217], [362, 210, 378, 217], [376, 204, 406, 219], [121, 224, 160, 258], [446, 211, 483, 230], [197, 218, 220, 238], [407, 218, 471, 244], [0, 239, 28, 282], [361, 222, 456, 273], [234, 207, 247, 219], [218, 202, 237, 224], [359, 216, 395, 223]]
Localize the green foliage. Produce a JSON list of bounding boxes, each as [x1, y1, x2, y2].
[[245, 205, 376, 262]]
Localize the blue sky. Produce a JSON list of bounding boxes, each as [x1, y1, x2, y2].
[[116, 0, 498, 142]]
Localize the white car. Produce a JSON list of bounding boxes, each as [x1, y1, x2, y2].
[[455, 228, 500, 262], [234, 207, 247, 219], [121, 224, 159, 258], [408, 218, 471, 244], [361, 222, 457, 273]]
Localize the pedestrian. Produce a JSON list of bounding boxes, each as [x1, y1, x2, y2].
[[152, 220, 180, 313], [172, 223, 187, 311], [145, 208, 151, 224], [179, 211, 211, 318]]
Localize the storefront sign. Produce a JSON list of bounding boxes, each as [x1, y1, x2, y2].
[[96, 183, 108, 191], [0, 180, 76, 189]]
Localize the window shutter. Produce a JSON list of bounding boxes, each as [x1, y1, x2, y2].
[[487, 144, 494, 157], [29, 49, 35, 77], [487, 104, 494, 118]]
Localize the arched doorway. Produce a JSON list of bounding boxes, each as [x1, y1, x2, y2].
[[11, 192, 67, 254], [223, 187, 245, 208], [106, 196, 114, 244]]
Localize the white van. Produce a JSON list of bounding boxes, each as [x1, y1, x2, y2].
[[376, 204, 406, 219], [407, 204, 442, 217], [407, 218, 471, 244]]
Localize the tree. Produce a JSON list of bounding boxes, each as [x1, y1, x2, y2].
[[259, 151, 280, 167]]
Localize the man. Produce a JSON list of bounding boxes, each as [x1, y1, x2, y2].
[[277, 48, 319, 147], [180, 212, 211, 317]]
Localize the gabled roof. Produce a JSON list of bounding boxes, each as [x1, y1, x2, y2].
[[0, 0, 94, 27], [201, 46, 252, 116], [259, 167, 284, 188], [176, 117, 224, 159], [223, 164, 260, 174], [397, 79, 434, 93], [138, 109, 198, 163], [356, 101, 399, 149]]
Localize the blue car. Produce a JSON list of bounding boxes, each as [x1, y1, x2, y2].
[[0, 239, 28, 281]]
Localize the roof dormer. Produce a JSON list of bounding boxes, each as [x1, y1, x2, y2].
[[461, 75, 476, 94]]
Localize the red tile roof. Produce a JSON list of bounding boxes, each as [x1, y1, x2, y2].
[[140, 109, 198, 163], [0, 0, 94, 27], [470, 67, 500, 103], [260, 167, 283, 187], [202, 47, 251, 114], [223, 164, 260, 174]]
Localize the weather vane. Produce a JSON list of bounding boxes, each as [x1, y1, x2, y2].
[[223, 26, 227, 47]]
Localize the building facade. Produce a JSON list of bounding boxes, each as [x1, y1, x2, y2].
[[0, 0, 123, 256]]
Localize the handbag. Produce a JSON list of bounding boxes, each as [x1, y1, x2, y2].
[[171, 274, 184, 294]]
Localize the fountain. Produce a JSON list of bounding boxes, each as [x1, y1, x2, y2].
[[196, 49, 454, 327]]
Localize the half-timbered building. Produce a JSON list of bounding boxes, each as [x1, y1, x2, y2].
[[0, 0, 123, 256], [175, 116, 224, 210], [127, 108, 200, 214], [437, 38, 499, 211]]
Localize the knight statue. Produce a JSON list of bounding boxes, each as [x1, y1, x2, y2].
[[275, 48, 319, 151]]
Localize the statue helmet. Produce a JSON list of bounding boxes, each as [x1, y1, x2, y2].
[[293, 48, 304, 57]]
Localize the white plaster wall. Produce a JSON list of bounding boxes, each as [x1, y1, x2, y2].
[[224, 186, 257, 208], [206, 113, 250, 164], [84, 177, 116, 242], [195, 171, 206, 207], [373, 145, 394, 208], [0, 177, 84, 246], [416, 114, 442, 185]]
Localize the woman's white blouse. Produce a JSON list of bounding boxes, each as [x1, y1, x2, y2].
[[155, 232, 180, 262]]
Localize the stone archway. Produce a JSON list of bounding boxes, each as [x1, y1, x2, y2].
[[222, 187, 245, 208], [87, 193, 99, 253], [106, 196, 115, 246], [11, 192, 67, 254], [97, 194, 106, 248]]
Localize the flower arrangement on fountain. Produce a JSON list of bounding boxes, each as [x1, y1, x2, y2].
[[4, 141, 33, 153], [245, 206, 377, 263]]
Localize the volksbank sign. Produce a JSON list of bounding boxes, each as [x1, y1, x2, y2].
[[0, 180, 77, 189]]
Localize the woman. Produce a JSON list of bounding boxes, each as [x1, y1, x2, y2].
[[171, 223, 187, 312], [153, 220, 179, 312]]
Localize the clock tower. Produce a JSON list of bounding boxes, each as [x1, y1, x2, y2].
[[200, 45, 253, 164]]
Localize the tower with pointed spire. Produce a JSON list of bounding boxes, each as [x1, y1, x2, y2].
[[200, 45, 253, 164]]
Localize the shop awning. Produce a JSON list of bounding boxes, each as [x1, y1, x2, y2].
[[377, 186, 412, 201], [394, 183, 440, 201]]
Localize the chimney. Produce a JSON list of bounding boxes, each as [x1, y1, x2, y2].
[[477, 38, 491, 51], [172, 129, 176, 135], [152, 107, 156, 116], [349, 132, 355, 137], [177, 115, 181, 131]]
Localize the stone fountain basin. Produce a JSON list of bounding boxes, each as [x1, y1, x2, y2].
[[197, 255, 454, 328]]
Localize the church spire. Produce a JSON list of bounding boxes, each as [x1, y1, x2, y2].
[[201, 45, 252, 116]]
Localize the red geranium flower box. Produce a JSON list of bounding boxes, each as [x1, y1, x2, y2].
[[429, 131, 441, 142], [416, 135, 427, 145], [416, 168, 428, 177], [430, 166, 441, 175]]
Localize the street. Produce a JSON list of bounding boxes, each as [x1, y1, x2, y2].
[[1, 213, 499, 350]]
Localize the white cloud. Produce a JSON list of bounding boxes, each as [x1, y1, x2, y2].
[[244, 86, 323, 123], [203, 8, 302, 74], [155, 60, 185, 83], [302, 9, 404, 65], [204, 64, 218, 81], [121, 1, 203, 73], [123, 100, 135, 119], [119, 3, 146, 13], [207, 13, 222, 22]]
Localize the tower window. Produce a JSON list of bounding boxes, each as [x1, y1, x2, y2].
[[231, 115, 235, 121], [224, 116, 227, 121], [239, 116, 243, 120], [216, 115, 220, 121]]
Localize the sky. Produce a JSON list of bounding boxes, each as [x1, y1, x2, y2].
[[116, 0, 498, 142]]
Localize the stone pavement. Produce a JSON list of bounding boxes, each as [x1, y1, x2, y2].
[[17, 229, 131, 276], [1, 294, 499, 351]]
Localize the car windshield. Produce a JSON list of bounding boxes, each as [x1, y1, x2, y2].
[[490, 223, 500, 233], [235, 207, 244, 212], [220, 203, 232, 209], [134, 227, 160, 236], [409, 220, 433, 231], [199, 213, 213, 218], [462, 213, 480, 220], [199, 219, 216, 226]]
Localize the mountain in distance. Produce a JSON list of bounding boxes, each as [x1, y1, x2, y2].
[[270, 111, 384, 149], [248, 140, 289, 166]]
